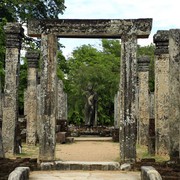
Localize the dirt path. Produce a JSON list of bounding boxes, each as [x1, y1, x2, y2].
[[55, 140, 120, 162]]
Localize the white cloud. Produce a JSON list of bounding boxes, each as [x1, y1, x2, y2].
[[60, 0, 180, 57]]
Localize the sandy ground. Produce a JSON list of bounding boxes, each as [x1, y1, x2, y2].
[[55, 139, 120, 162]]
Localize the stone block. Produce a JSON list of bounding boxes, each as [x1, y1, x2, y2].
[[40, 162, 54, 170], [90, 164, 102, 171], [112, 128, 119, 142], [8, 167, 30, 180], [55, 161, 70, 170], [141, 166, 162, 180], [56, 132, 67, 144], [70, 163, 82, 170], [120, 163, 132, 171], [66, 137, 74, 143]]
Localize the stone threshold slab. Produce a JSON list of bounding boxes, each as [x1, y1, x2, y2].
[[40, 161, 120, 171]]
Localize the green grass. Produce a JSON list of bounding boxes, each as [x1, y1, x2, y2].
[[136, 144, 170, 162], [15, 143, 39, 158]]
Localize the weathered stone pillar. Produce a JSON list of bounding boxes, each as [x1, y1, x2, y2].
[[148, 92, 155, 155], [114, 90, 120, 128], [168, 29, 180, 161], [0, 129, 4, 157], [57, 79, 67, 120], [137, 56, 150, 145], [26, 50, 39, 145], [36, 83, 41, 141], [119, 34, 137, 162], [0, 88, 3, 119], [153, 30, 169, 155], [39, 34, 57, 161], [24, 90, 27, 116], [2, 23, 23, 157]]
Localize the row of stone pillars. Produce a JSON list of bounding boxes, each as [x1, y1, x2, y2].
[[1, 23, 67, 160], [1, 20, 179, 162], [115, 29, 180, 162]]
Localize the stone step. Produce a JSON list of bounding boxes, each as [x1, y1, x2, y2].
[[73, 137, 113, 141], [40, 161, 120, 171]]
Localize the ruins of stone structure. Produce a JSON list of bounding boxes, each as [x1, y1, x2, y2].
[[119, 33, 138, 162], [26, 50, 39, 145], [148, 92, 155, 155], [2, 23, 24, 157], [153, 30, 170, 155], [114, 90, 120, 128], [57, 79, 67, 121], [38, 34, 58, 161], [168, 29, 180, 161], [36, 82, 41, 141], [2, 19, 180, 163], [28, 18, 152, 162], [137, 56, 150, 146]]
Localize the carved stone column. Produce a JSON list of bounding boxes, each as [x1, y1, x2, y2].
[[57, 79, 67, 120], [148, 92, 155, 155], [169, 29, 180, 161], [114, 90, 120, 128], [36, 83, 41, 141], [2, 23, 23, 157], [153, 30, 169, 155], [39, 34, 57, 161], [26, 50, 39, 145], [119, 34, 137, 162], [137, 56, 150, 145]]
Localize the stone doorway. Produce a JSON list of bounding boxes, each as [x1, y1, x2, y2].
[[2, 19, 152, 163]]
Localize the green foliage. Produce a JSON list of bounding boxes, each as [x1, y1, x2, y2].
[[0, 0, 66, 22], [57, 40, 155, 125], [62, 40, 120, 125], [18, 58, 27, 115], [57, 49, 69, 81]]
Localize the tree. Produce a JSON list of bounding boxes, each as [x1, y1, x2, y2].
[[62, 40, 120, 125], [0, 0, 66, 22], [58, 40, 155, 126]]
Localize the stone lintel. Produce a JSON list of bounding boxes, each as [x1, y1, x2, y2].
[[4, 23, 24, 48], [138, 56, 150, 71], [153, 30, 169, 55], [28, 18, 152, 38], [26, 50, 39, 68]]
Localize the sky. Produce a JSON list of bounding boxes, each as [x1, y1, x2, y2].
[[60, 0, 180, 57]]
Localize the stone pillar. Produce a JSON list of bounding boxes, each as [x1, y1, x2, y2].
[[168, 29, 180, 161], [153, 30, 169, 155], [137, 56, 150, 145], [39, 34, 57, 161], [119, 34, 137, 162], [2, 23, 23, 157], [148, 92, 155, 155], [57, 79, 67, 120], [36, 83, 41, 141], [0, 83, 3, 119], [26, 50, 39, 145], [24, 90, 27, 116], [114, 91, 118, 128]]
